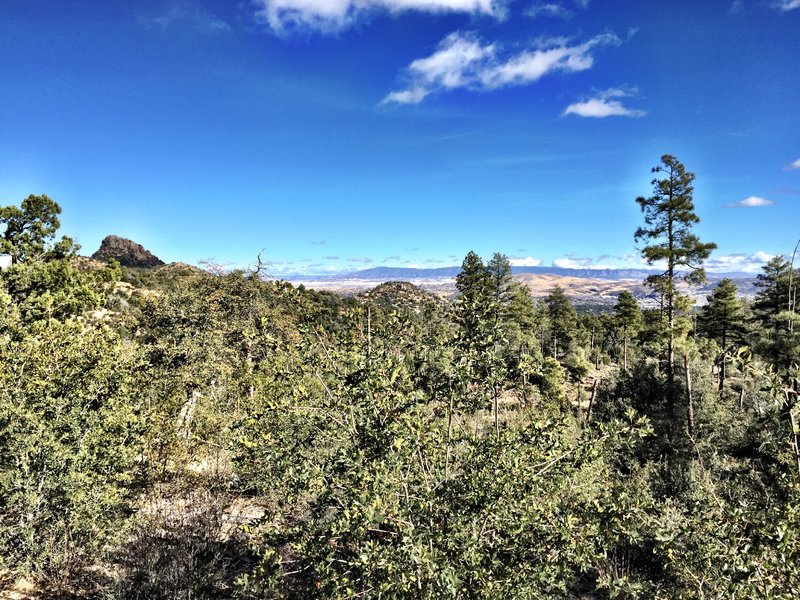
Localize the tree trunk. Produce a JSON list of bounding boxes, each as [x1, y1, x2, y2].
[[719, 325, 727, 392], [585, 378, 599, 423], [667, 293, 675, 409], [367, 306, 372, 361], [667, 204, 676, 412], [684, 354, 694, 437], [623, 337, 628, 371], [245, 341, 254, 402], [493, 384, 499, 439], [787, 392, 800, 476], [789, 239, 799, 334], [445, 392, 454, 479]]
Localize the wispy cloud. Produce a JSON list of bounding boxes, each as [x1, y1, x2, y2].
[[705, 251, 774, 273], [525, 0, 590, 19], [726, 195, 775, 208], [785, 158, 800, 170], [138, 1, 230, 33], [323, 255, 340, 260], [309, 240, 327, 245], [254, 0, 505, 34], [775, 0, 800, 11], [347, 257, 374, 264], [729, 0, 745, 14], [383, 31, 621, 105], [525, 3, 574, 19], [563, 87, 646, 118]]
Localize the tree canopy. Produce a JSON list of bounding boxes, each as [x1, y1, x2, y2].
[[1, 194, 75, 265]]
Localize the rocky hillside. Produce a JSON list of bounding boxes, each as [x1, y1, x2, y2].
[[360, 281, 443, 311], [92, 235, 164, 268]]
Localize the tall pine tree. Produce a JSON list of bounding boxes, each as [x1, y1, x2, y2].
[[634, 154, 716, 431]]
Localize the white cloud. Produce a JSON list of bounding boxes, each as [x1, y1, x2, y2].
[[509, 256, 542, 267], [553, 256, 614, 269], [785, 158, 800, 170], [776, 0, 800, 11], [705, 251, 774, 273], [563, 87, 646, 118], [525, 3, 574, 19], [553, 257, 585, 269], [408, 32, 496, 89], [726, 195, 775, 208], [383, 31, 620, 104], [383, 87, 430, 104], [254, 0, 504, 33]]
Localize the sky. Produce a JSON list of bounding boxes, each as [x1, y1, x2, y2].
[[1, 0, 799, 276]]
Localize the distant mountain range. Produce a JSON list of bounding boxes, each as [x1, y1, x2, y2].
[[295, 265, 754, 282], [284, 264, 760, 307], [77, 235, 759, 306]]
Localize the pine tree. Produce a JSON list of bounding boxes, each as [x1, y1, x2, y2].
[[455, 251, 492, 348], [752, 256, 799, 369], [614, 291, 643, 370], [454, 251, 508, 435], [698, 278, 745, 389], [634, 154, 716, 421], [0, 195, 74, 265], [545, 286, 577, 360], [486, 252, 513, 324]]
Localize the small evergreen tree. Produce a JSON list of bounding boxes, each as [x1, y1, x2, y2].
[[455, 251, 492, 348], [614, 291, 643, 370], [698, 278, 745, 388], [544, 285, 577, 360], [751, 256, 800, 369], [486, 252, 513, 323]]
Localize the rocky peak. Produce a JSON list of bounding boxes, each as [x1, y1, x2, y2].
[[92, 235, 165, 268]]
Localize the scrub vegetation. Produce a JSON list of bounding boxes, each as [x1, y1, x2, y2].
[[2, 156, 800, 598]]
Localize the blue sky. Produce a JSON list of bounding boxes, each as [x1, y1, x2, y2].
[[1, 0, 798, 275]]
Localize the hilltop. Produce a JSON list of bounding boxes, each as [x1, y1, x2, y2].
[[92, 235, 164, 268], [359, 280, 443, 312]]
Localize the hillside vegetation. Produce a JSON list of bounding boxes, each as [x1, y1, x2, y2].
[[2, 158, 800, 599]]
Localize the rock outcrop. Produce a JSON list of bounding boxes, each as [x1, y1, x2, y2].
[[92, 235, 165, 268]]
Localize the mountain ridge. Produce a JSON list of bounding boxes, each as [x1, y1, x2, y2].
[[293, 265, 754, 282]]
